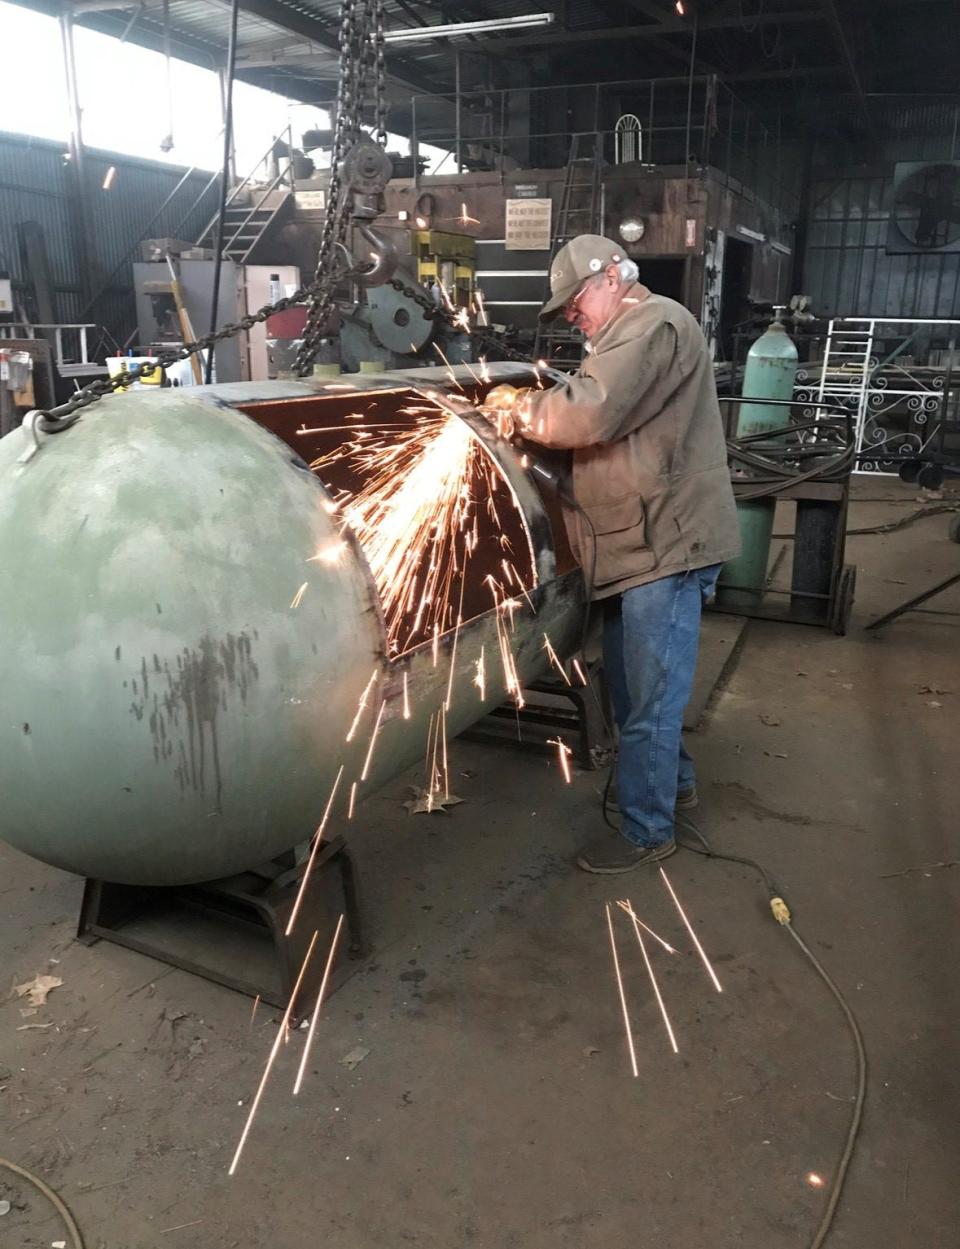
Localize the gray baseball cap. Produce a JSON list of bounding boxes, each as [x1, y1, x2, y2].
[[539, 234, 627, 322]]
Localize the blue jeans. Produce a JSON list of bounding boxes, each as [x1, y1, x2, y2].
[[602, 565, 720, 848]]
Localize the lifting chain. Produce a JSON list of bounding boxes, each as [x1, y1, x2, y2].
[[384, 275, 533, 365], [22, 0, 528, 432], [293, 0, 386, 376]]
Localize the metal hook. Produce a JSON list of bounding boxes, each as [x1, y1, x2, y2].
[[16, 411, 44, 465], [352, 224, 398, 288]]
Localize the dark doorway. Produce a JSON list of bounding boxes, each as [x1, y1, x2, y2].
[[635, 257, 687, 306], [719, 236, 754, 360]]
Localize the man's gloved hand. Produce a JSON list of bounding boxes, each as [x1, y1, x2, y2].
[[480, 384, 532, 441]]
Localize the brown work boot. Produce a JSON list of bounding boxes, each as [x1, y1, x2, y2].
[[605, 784, 698, 815], [676, 784, 698, 810], [576, 830, 676, 874]]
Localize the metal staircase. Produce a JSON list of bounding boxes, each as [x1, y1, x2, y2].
[[533, 132, 604, 368], [197, 128, 295, 264]]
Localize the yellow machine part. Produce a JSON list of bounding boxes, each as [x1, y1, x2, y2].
[[413, 230, 476, 306]]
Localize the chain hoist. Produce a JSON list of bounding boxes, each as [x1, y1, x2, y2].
[[22, 0, 528, 433], [293, 0, 392, 376]]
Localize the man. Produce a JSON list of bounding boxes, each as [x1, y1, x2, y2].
[[486, 234, 740, 874]]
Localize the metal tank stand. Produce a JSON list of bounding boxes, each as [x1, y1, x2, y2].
[[464, 655, 611, 769], [77, 835, 365, 1012]]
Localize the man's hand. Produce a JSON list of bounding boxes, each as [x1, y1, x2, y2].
[[480, 384, 532, 441]]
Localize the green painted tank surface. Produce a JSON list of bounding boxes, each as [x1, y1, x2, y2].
[[0, 370, 580, 886], [717, 316, 799, 610]]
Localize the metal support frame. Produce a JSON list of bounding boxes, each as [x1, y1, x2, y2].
[[463, 655, 611, 770], [77, 835, 365, 1011]]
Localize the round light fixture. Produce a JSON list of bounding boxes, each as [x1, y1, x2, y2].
[[619, 218, 645, 243]]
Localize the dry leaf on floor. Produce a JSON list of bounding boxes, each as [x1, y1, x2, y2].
[[14, 974, 62, 1007], [926, 701, 943, 709], [402, 785, 464, 815], [340, 1046, 370, 1070], [759, 713, 781, 727], [16, 1022, 54, 1031], [918, 685, 950, 696]]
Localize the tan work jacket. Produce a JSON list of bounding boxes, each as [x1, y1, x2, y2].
[[524, 288, 741, 600]]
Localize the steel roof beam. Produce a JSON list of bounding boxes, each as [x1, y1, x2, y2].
[[817, 0, 875, 131], [472, 10, 822, 51]]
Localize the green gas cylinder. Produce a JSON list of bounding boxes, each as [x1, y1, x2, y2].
[[716, 308, 798, 611]]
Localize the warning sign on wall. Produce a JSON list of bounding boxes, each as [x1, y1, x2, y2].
[[505, 198, 552, 251]]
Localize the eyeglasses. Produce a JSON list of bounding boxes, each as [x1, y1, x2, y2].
[[562, 283, 590, 321]]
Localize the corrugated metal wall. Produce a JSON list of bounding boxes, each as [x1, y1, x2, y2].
[[803, 99, 960, 318], [0, 130, 216, 345]]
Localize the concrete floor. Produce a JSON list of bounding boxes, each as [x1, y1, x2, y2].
[[2, 479, 958, 1249]]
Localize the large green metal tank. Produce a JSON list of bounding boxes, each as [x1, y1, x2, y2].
[[0, 368, 580, 886], [717, 310, 798, 610]]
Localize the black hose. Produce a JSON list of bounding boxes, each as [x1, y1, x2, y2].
[[674, 813, 867, 1249], [204, 0, 240, 384]]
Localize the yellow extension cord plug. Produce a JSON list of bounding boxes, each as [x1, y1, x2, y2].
[[770, 897, 792, 925]]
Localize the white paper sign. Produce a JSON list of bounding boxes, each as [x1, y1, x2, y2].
[[505, 198, 552, 251]]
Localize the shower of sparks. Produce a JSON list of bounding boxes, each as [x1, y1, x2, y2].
[[284, 766, 345, 937], [478, 353, 491, 382], [308, 541, 348, 566], [440, 703, 450, 800], [420, 704, 451, 810], [433, 341, 465, 391], [228, 930, 319, 1175], [572, 657, 588, 686], [614, 900, 677, 955], [293, 914, 345, 1096], [543, 633, 572, 685], [289, 582, 309, 610], [347, 781, 358, 820], [807, 1173, 826, 1189], [345, 668, 379, 743], [486, 579, 525, 709], [457, 201, 480, 226], [402, 671, 411, 719], [624, 901, 679, 1054], [309, 396, 536, 658], [605, 903, 639, 1079], [248, 994, 261, 1033], [444, 576, 467, 710], [360, 698, 387, 782], [547, 736, 573, 783], [659, 867, 723, 994], [424, 712, 439, 809], [474, 646, 486, 700]]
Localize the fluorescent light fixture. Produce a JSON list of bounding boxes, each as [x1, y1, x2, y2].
[[384, 13, 555, 43]]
